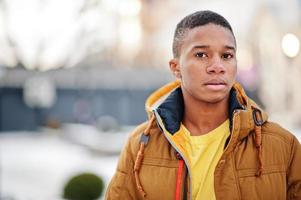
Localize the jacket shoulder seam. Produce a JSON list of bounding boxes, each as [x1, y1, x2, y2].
[[261, 131, 293, 145]]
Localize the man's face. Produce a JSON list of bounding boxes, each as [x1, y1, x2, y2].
[[169, 23, 237, 104]]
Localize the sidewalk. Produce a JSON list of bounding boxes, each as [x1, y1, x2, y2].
[[0, 130, 120, 200]]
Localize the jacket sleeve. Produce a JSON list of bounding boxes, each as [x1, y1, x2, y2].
[[287, 136, 301, 199], [105, 123, 146, 200]]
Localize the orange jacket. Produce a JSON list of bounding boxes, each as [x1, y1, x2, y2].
[[106, 81, 301, 200]]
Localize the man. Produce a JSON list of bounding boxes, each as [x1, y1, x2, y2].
[[106, 10, 301, 200]]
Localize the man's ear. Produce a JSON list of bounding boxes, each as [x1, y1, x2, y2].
[[169, 58, 181, 79]]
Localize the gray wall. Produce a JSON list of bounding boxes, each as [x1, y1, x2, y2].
[[0, 87, 154, 131]]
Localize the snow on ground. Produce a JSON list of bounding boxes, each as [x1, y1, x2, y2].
[[0, 130, 122, 200]]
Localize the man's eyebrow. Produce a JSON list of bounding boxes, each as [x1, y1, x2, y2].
[[193, 45, 210, 49], [225, 45, 236, 51], [192, 45, 236, 51]]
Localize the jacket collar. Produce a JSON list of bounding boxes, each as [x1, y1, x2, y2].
[[146, 81, 268, 140], [156, 87, 244, 135]]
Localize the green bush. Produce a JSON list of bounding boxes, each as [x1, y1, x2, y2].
[[63, 173, 104, 200]]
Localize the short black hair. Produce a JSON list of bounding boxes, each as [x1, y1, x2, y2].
[[172, 10, 235, 58]]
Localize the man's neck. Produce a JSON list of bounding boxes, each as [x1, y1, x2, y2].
[[182, 93, 229, 136]]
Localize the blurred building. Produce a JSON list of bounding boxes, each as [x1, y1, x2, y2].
[[250, 2, 301, 127], [0, 67, 173, 131]]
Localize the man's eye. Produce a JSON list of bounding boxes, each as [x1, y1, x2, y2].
[[195, 52, 207, 58], [222, 53, 234, 59]]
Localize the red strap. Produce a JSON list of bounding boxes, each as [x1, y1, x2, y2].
[[175, 159, 184, 200]]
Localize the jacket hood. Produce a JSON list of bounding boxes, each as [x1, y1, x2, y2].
[[145, 80, 268, 140]]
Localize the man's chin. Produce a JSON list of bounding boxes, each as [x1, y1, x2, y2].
[[200, 94, 229, 104]]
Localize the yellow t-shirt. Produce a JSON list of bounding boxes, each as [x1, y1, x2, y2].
[[180, 119, 230, 200]]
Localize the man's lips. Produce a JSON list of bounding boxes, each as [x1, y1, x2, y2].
[[204, 80, 227, 90], [204, 80, 226, 85]]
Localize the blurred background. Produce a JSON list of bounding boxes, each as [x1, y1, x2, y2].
[[1, 0, 301, 199]]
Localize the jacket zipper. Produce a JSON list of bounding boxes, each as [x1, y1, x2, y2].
[[154, 110, 192, 200]]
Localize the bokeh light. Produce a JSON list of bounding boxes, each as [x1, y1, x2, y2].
[[281, 33, 300, 58]]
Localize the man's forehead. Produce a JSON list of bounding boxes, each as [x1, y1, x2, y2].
[[181, 25, 236, 51]]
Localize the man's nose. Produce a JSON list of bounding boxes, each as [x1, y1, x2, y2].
[[206, 57, 225, 74]]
